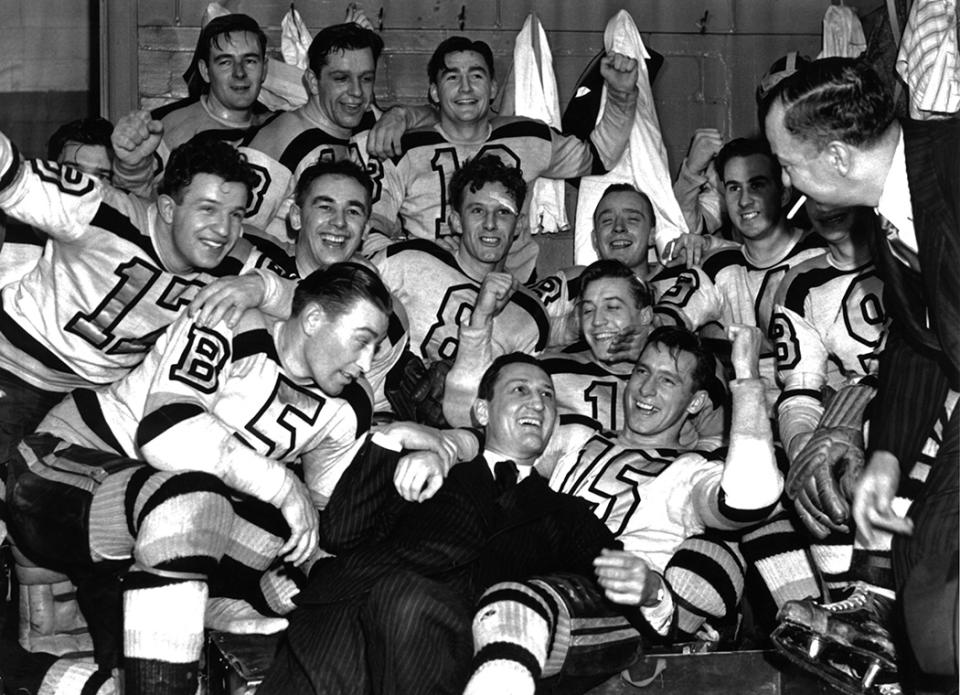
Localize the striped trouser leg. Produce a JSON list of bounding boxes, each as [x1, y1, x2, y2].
[[664, 532, 746, 639], [465, 573, 641, 695]]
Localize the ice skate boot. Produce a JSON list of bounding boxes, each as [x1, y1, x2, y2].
[[771, 582, 900, 695]]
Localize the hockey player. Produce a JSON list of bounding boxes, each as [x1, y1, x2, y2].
[[0, 127, 282, 471], [529, 183, 705, 349], [364, 36, 640, 280], [187, 158, 412, 416], [653, 137, 827, 392], [2, 263, 433, 695], [372, 155, 549, 368], [124, 13, 271, 187], [463, 324, 783, 694], [0, 117, 115, 288], [238, 21, 438, 243]]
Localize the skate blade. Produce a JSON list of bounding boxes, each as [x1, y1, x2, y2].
[[772, 623, 900, 695]]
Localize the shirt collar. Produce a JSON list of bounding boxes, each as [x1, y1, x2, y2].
[[875, 127, 916, 250], [482, 449, 533, 482]]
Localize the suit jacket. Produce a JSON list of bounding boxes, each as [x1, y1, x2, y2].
[[301, 435, 619, 607], [870, 118, 960, 466]]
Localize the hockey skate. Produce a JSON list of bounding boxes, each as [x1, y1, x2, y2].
[[771, 582, 901, 695]]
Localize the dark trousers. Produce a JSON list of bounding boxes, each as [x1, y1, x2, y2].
[[894, 402, 959, 691], [0, 367, 63, 466], [260, 571, 473, 695]]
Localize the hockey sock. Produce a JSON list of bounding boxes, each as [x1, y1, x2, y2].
[[37, 659, 116, 695], [123, 572, 206, 695], [741, 515, 822, 610], [464, 582, 551, 695], [665, 533, 745, 638]]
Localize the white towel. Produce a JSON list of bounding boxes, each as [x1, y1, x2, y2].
[[819, 5, 867, 59], [573, 10, 687, 266], [502, 14, 569, 235]]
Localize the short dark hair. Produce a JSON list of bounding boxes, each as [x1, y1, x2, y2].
[[766, 56, 895, 152], [307, 22, 384, 75], [47, 118, 113, 161], [595, 183, 657, 229], [477, 352, 547, 402], [579, 259, 652, 311], [183, 14, 267, 97], [642, 326, 716, 394], [715, 137, 782, 187], [291, 261, 392, 319], [158, 135, 259, 205], [449, 155, 526, 213], [294, 158, 375, 209], [427, 36, 495, 84]]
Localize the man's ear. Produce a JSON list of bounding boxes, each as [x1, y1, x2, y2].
[[197, 60, 210, 86], [157, 194, 176, 225], [449, 209, 463, 237], [827, 141, 851, 177], [259, 54, 268, 84], [300, 301, 327, 337], [489, 78, 499, 104], [590, 229, 601, 256], [686, 389, 708, 416], [428, 83, 439, 106], [474, 398, 490, 427], [289, 202, 302, 232], [304, 68, 320, 96], [639, 305, 654, 326]]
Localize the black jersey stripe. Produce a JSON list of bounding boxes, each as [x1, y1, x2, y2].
[[783, 264, 849, 316], [90, 203, 164, 266], [511, 291, 551, 352], [240, 111, 284, 146], [541, 355, 624, 378], [492, 119, 552, 142], [700, 248, 745, 279], [279, 128, 351, 173], [0, 141, 21, 193], [717, 488, 778, 524], [71, 388, 126, 455], [395, 129, 449, 163], [0, 296, 76, 375], [340, 380, 373, 437], [150, 96, 198, 120], [232, 328, 279, 364], [136, 402, 206, 449], [383, 238, 458, 269]]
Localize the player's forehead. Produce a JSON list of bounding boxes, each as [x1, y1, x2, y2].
[[179, 172, 248, 206], [320, 47, 376, 74], [59, 141, 111, 170], [304, 173, 370, 208], [638, 342, 696, 378], [493, 363, 553, 395], [207, 30, 263, 59], [461, 181, 518, 212], [594, 190, 651, 221], [582, 276, 633, 304], [722, 153, 777, 184], [440, 50, 490, 76]]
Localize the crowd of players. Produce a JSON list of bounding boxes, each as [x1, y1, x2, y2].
[[0, 8, 955, 695]]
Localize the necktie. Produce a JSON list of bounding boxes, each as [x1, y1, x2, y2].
[[494, 460, 519, 495]]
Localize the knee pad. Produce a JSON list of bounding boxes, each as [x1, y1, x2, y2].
[[666, 534, 745, 637]]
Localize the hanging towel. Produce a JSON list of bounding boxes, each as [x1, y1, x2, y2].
[[819, 5, 867, 58], [281, 5, 313, 69], [501, 14, 569, 235], [896, 0, 960, 118], [572, 10, 687, 266]]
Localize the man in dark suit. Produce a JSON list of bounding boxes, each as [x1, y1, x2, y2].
[[258, 352, 643, 694], [765, 57, 958, 693]]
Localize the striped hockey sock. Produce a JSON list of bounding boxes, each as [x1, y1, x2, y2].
[[123, 573, 206, 695], [464, 581, 552, 695], [665, 533, 745, 638], [741, 515, 822, 610], [37, 659, 116, 695]]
